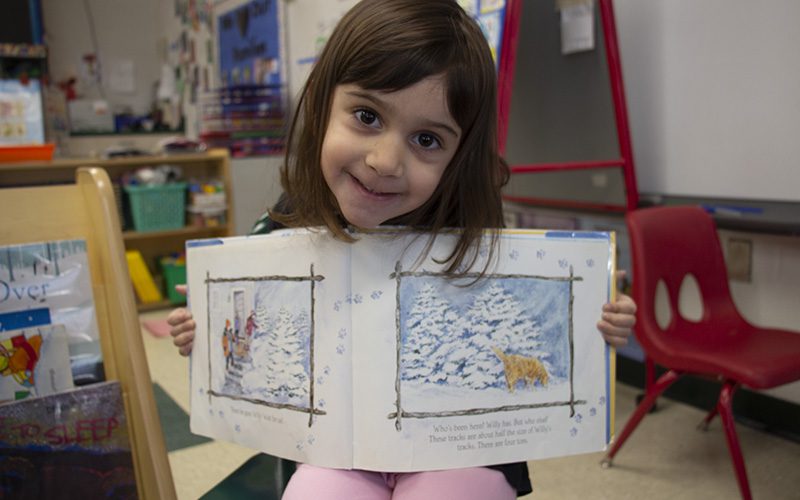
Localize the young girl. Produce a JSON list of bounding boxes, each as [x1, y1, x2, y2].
[[168, 1, 636, 498]]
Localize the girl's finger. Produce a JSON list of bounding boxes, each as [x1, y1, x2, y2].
[[601, 311, 636, 329], [166, 308, 191, 326], [175, 284, 188, 296], [597, 321, 630, 346], [178, 341, 193, 357]]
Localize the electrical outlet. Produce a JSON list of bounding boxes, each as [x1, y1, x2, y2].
[[726, 238, 752, 282]]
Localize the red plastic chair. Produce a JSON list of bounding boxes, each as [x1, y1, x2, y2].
[[601, 206, 800, 500]]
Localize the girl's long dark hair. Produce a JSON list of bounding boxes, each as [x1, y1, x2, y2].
[[273, 0, 509, 274]]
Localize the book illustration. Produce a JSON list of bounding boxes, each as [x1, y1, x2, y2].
[[390, 264, 583, 430], [491, 346, 549, 392], [0, 324, 74, 402], [204, 266, 326, 426], [0, 381, 137, 498]]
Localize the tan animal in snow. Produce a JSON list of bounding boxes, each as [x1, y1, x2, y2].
[[491, 346, 548, 392]]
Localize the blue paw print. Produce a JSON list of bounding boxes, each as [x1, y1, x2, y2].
[[479, 246, 489, 258], [559, 259, 568, 269], [570, 427, 578, 437], [296, 441, 304, 451], [338, 328, 347, 339], [334, 300, 342, 312], [371, 290, 383, 300], [317, 376, 324, 385], [323, 366, 331, 375], [536, 249, 545, 259], [345, 294, 353, 304], [235, 424, 241, 433], [599, 396, 606, 406], [218, 410, 224, 417], [353, 294, 363, 304], [589, 407, 597, 417], [336, 344, 346, 355], [319, 399, 326, 408], [308, 435, 315, 445], [509, 249, 520, 260], [586, 258, 595, 268], [575, 413, 583, 424]]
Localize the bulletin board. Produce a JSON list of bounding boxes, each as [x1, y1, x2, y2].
[[217, 0, 283, 86]]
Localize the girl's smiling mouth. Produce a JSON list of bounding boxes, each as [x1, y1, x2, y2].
[[348, 172, 397, 200]]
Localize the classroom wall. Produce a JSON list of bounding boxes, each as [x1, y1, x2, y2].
[[42, 0, 161, 117]]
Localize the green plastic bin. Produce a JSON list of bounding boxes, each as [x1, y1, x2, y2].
[[161, 258, 187, 304], [124, 182, 187, 232]]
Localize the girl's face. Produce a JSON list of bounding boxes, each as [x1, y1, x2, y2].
[[320, 75, 462, 228]]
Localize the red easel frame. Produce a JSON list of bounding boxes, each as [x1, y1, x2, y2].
[[497, 0, 639, 212]]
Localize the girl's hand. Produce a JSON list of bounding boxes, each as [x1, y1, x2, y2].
[[597, 271, 637, 347], [167, 285, 195, 356]]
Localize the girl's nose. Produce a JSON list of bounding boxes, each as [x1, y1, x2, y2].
[[365, 134, 404, 177]]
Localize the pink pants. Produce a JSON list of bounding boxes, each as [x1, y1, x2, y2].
[[282, 464, 516, 500]]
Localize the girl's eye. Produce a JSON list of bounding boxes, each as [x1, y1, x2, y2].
[[413, 133, 441, 150], [355, 109, 380, 128]]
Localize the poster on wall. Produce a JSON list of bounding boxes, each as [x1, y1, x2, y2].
[[217, 0, 282, 86], [0, 79, 45, 145]]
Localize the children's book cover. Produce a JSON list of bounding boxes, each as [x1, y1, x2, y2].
[[188, 228, 615, 471], [0, 324, 74, 403], [0, 239, 103, 380], [0, 381, 137, 498]]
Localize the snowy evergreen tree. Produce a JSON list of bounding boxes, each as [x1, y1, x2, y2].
[[401, 283, 459, 383], [253, 303, 273, 340], [242, 306, 309, 402], [443, 282, 546, 390]]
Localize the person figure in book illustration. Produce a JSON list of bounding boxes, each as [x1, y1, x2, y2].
[[245, 310, 256, 351], [222, 319, 234, 370], [168, 1, 636, 498]]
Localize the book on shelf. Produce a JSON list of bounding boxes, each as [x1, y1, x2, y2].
[[0, 239, 103, 384]]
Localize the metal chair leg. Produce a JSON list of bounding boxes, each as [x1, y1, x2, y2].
[[698, 406, 718, 431], [717, 381, 752, 500], [635, 357, 660, 412], [601, 369, 681, 467]]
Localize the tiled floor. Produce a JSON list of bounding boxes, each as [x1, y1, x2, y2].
[[139, 309, 800, 499]]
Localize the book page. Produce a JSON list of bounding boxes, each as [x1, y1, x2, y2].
[[187, 230, 354, 468], [351, 229, 613, 471]]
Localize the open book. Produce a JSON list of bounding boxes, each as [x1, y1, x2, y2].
[[187, 228, 616, 471]]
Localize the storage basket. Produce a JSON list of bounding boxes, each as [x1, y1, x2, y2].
[[124, 182, 187, 232]]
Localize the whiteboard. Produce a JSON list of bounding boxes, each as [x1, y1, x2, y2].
[[614, 0, 800, 202]]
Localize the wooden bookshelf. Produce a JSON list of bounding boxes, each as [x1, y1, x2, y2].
[[0, 148, 234, 311]]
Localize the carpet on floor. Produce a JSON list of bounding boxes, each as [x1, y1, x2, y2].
[[152, 382, 211, 451]]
